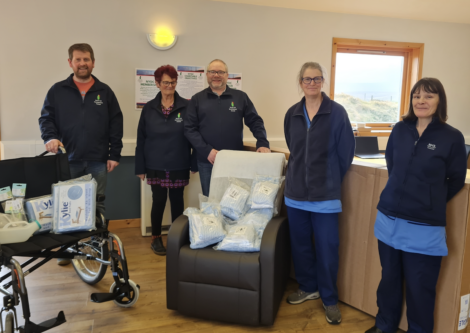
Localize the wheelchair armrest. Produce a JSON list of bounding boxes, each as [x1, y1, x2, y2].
[[259, 216, 291, 325], [166, 214, 190, 310]]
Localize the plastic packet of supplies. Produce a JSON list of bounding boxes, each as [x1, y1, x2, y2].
[[184, 207, 226, 249], [52, 177, 97, 233], [213, 224, 259, 252], [238, 211, 271, 239], [220, 178, 250, 221], [249, 175, 283, 210], [25, 195, 54, 234], [198, 195, 231, 231], [1, 199, 27, 222]]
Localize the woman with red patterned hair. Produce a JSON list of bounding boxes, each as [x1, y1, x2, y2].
[[135, 65, 197, 255]]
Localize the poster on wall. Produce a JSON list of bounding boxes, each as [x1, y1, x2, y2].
[[135, 69, 158, 110], [227, 73, 242, 90], [176, 65, 205, 99]]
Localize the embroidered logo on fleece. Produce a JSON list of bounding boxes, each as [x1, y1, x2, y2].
[[94, 95, 103, 105], [427, 143, 436, 150], [229, 101, 237, 112], [175, 113, 183, 123]]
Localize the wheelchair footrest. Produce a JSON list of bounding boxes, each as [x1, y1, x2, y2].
[[21, 311, 66, 333], [90, 292, 118, 303]]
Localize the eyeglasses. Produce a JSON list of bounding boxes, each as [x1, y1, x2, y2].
[[161, 81, 177, 87], [207, 70, 227, 76], [302, 76, 324, 85]]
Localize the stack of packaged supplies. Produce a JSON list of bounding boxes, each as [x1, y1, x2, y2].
[[0, 174, 99, 245], [187, 175, 284, 253]]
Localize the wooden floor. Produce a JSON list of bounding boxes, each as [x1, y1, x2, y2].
[[7, 227, 400, 333]]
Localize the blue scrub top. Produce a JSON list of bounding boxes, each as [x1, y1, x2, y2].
[[374, 210, 447, 256]]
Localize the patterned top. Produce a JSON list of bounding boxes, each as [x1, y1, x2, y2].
[[147, 103, 190, 189]]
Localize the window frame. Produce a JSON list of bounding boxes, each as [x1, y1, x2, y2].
[[330, 38, 424, 127]]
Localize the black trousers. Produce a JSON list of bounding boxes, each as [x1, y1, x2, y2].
[[150, 185, 185, 236]]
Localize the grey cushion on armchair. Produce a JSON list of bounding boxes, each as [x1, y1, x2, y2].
[[166, 150, 291, 326]]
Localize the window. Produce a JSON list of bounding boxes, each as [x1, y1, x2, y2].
[[330, 38, 424, 126]]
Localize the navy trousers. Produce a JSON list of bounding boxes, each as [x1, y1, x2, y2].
[[376, 240, 442, 333], [286, 206, 339, 306]]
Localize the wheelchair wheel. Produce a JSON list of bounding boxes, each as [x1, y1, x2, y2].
[[4, 312, 13, 333], [72, 235, 109, 285], [110, 279, 139, 308]]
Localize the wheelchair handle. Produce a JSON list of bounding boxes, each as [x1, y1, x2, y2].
[[38, 146, 66, 157]]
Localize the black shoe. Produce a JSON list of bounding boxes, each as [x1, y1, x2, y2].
[[151, 237, 166, 256], [365, 326, 388, 333]]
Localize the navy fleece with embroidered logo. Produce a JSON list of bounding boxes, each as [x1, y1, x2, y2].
[[377, 119, 467, 226], [135, 91, 197, 174], [184, 86, 269, 163], [39, 74, 123, 162]]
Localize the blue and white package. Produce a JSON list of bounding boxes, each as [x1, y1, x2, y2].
[[184, 207, 226, 249], [25, 195, 53, 234], [248, 175, 282, 210], [52, 178, 97, 233], [214, 224, 258, 252], [220, 178, 250, 221], [238, 211, 271, 239]]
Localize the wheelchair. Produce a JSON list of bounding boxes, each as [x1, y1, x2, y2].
[[0, 150, 139, 332]]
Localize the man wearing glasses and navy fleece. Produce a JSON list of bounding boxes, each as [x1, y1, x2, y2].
[[184, 59, 270, 196]]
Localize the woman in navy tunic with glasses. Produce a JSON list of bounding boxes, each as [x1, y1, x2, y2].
[[284, 62, 355, 325], [366, 78, 467, 333]]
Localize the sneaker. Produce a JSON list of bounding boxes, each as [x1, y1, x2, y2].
[[57, 258, 71, 266], [323, 303, 342, 325], [286, 289, 320, 304], [151, 236, 166, 256]]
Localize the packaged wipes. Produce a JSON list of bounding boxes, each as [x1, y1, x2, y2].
[[214, 224, 259, 252], [25, 195, 53, 234], [52, 177, 97, 233], [184, 207, 226, 249], [220, 178, 250, 221], [0, 187, 13, 203], [12, 183, 27, 198]]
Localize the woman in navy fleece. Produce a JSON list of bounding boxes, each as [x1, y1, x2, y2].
[[366, 78, 467, 333], [283, 62, 355, 325], [135, 65, 197, 256]]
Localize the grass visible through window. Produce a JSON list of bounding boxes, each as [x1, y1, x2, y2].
[[334, 53, 404, 123]]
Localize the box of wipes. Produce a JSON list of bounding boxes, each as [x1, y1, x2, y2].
[[25, 195, 53, 234]]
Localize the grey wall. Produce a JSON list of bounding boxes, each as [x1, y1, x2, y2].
[[1, 0, 470, 144]]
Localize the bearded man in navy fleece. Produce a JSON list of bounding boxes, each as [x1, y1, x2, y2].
[[184, 59, 270, 196]]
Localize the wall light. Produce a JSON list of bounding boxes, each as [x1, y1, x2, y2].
[[147, 30, 177, 50]]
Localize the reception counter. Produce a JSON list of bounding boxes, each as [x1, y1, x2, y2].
[[246, 141, 470, 333]]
